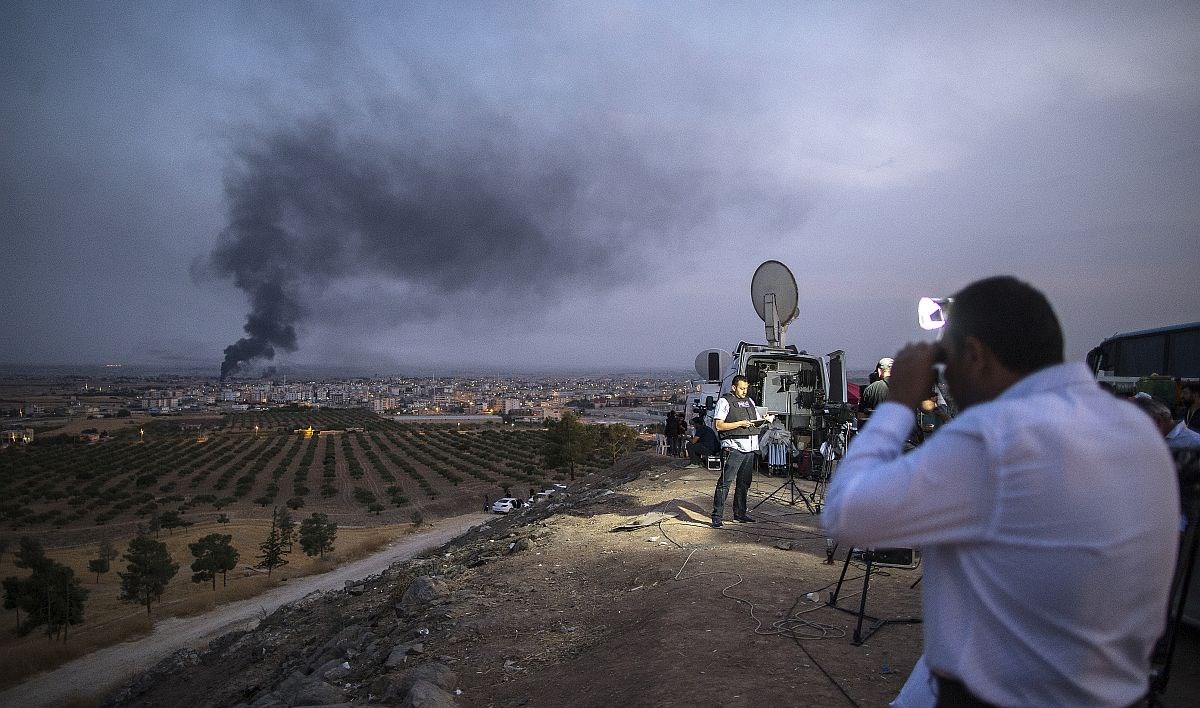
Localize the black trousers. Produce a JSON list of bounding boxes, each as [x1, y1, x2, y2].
[[686, 441, 714, 464], [713, 448, 755, 520]]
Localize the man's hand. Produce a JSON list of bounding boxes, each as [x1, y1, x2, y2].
[[888, 342, 941, 411]]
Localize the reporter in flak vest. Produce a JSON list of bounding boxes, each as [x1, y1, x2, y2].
[[710, 374, 773, 527]]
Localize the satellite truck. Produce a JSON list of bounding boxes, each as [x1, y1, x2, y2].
[[686, 260, 852, 481]]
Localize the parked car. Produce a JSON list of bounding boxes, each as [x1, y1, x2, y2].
[[491, 497, 524, 514]]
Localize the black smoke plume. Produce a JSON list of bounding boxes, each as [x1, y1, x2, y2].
[[209, 108, 803, 377]]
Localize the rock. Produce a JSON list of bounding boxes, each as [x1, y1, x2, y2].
[[400, 679, 458, 708], [508, 537, 533, 553], [248, 692, 287, 708], [291, 680, 345, 706], [345, 583, 366, 596], [322, 660, 351, 683], [397, 662, 456, 693], [384, 642, 426, 668], [773, 540, 794, 551], [399, 576, 450, 613], [274, 670, 308, 701]]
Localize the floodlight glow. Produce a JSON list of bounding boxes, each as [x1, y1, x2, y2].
[[918, 297, 951, 331]]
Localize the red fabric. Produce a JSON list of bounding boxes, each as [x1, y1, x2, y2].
[[847, 382, 861, 406]]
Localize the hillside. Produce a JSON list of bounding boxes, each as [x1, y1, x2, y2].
[[104, 452, 929, 707]]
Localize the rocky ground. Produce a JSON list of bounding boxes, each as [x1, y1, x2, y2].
[[104, 451, 1198, 707]]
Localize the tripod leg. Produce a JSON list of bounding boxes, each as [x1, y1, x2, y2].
[[829, 546, 854, 605], [854, 553, 874, 645]]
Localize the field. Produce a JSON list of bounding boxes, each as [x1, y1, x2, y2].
[[0, 408, 639, 688], [0, 517, 414, 690], [0, 408, 616, 540]]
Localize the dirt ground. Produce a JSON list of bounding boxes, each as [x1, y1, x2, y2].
[[439, 457, 926, 707]]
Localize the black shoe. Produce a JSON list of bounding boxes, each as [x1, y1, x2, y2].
[[711, 518, 723, 528], [734, 515, 757, 523]]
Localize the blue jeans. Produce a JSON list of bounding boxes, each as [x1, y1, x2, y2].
[[713, 448, 755, 520]]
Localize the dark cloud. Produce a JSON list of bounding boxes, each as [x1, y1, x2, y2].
[[206, 103, 802, 376]]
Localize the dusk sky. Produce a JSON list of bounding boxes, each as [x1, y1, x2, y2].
[[3, 2, 1198, 374]]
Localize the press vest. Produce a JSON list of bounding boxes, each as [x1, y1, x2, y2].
[[719, 393, 758, 439]]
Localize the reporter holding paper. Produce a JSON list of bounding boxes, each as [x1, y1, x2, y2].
[[711, 374, 772, 527]]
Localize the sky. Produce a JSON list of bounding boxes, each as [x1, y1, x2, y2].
[[2, 2, 1198, 375]]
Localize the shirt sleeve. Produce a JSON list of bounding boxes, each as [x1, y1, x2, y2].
[[822, 400, 996, 548], [713, 397, 730, 423]]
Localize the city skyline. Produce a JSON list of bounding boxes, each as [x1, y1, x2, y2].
[[3, 3, 1198, 373]]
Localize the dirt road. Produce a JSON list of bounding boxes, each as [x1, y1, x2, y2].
[[0, 513, 490, 708]]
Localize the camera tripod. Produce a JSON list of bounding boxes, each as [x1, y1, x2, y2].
[[827, 545, 923, 645]]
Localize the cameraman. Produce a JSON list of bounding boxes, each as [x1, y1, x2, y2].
[[823, 276, 1178, 707]]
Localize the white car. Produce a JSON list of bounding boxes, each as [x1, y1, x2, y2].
[[491, 497, 521, 514]]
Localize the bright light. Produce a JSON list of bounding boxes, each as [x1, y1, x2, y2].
[[918, 297, 951, 331]]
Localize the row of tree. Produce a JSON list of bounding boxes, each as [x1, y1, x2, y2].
[[541, 413, 639, 479], [2, 508, 339, 640]]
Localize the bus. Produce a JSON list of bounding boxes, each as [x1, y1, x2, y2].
[[1087, 322, 1200, 396]]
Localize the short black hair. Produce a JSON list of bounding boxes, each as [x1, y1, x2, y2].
[[732, 374, 749, 386], [1183, 381, 1200, 394], [947, 276, 1064, 374], [691, 416, 704, 426]]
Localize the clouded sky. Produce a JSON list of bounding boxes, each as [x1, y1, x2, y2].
[[2, 2, 1198, 374]]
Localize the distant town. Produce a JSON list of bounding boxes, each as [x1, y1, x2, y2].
[[0, 370, 709, 442]]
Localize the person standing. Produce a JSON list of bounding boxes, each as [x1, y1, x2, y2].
[[1180, 381, 1200, 433], [665, 411, 680, 457], [856, 357, 893, 427], [711, 374, 771, 527], [823, 276, 1178, 706]]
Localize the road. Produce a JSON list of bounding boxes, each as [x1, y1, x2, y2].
[[1, 513, 490, 708]]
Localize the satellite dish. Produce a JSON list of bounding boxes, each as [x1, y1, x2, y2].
[[694, 349, 733, 382], [750, 260, 799, 347]]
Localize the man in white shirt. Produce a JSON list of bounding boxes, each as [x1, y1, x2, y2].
[[823, 276, 1179, 707], [711, 374, 771, 527]]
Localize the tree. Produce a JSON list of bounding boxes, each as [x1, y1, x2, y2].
[[276, 507, 295, 553], [87, 538, 119, 584], [542, 412, 595, 480], [98, 538, 118, 564], [32, 561, 88, 641], [4, 555, 88, 640], [158, 510, 191, 535], [298, 512, 337, 559], [3, 576, 28, 629], [87, 558, 110, 584], [257, 507, 290, 576], [189, 534, 239, 590], [119, 535, 178, 614], [594, 423, 639, 465], [14, 536, 47, 569]]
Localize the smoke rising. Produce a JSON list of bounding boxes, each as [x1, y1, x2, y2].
[[209, 106, 807, 377]]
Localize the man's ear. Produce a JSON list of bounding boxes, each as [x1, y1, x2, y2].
[[959, 335, 988, 373], [963, 334, 1020, 395]]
